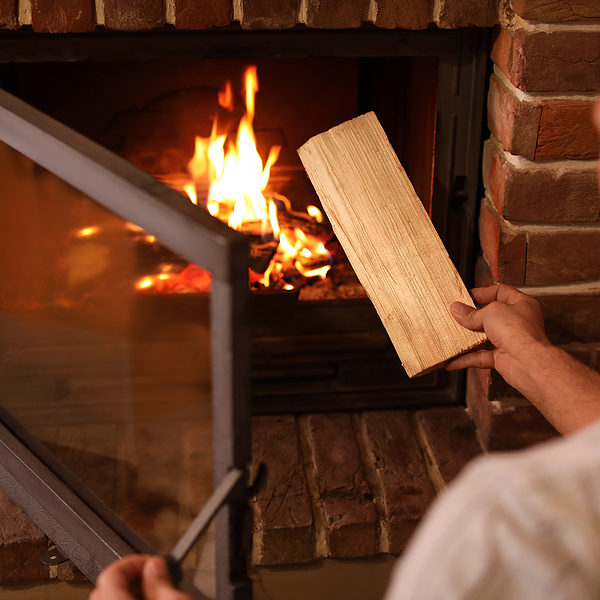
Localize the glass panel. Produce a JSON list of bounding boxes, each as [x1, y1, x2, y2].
[[0, 141, 214, 586]]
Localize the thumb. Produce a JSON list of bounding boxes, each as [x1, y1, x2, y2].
[[142, 557, 182, 600], [450, 301, 480, 330]]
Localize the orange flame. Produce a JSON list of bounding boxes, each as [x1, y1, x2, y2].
[[178, 66, 332, 291]]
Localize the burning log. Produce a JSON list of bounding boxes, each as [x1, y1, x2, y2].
[[298, 112, 487, 378]]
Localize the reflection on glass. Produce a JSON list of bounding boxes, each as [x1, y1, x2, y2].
[[0, 141, 214, 587]]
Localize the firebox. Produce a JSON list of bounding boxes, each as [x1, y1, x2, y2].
[[0, 25, 488, 600]]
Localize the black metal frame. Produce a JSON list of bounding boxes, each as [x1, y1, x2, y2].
[[0, 88, 251, 600]]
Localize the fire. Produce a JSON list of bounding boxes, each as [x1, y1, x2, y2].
[[136, 65, 332, 294], [179, 66, 331, 291]]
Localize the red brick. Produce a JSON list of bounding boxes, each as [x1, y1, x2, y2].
[[533, 287, 600, 344], [250, 416, 314, 566], [415, 407, 482, 491], [31, 0, 95, 32], [434, 0, 496, 27], [483, 139, 600, 223], [465, 369, 558, 451], [174, 0, 232, 29], [0, 0, 18, 29], [493, 26, 600, 93], [358, 411, 435, 554], [104, 0, 164, 31], [536, 101, 598, 160], [479, 197, 527, 285], [304, 0, 369, 28], [512, 0, 600, 21], [487, 73, 541, 159], [0, 491, 48, 586], [301, 413, 378, 558], [369, 0, 430, 29], [525, 227, 600, 285], [239, 0, 298, 29]]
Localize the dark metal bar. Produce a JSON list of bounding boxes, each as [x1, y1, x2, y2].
[[0, 88, 245, 282], [0, 411, 143, 583], [211, 246, 252, 599], [0, 26, 458, 63]]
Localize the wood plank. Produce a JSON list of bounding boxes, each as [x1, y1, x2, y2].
[[298, 112, 487, 377], [104, 0, 164, 31], [303, 0, 368, 28], [250, 416, 314, 565], [240, 0, 298, 29], [0, 0, 18, 29], [173, 0, 231, 29], [31, 0, 95, 32], [300, 413, 378, 558], [367, 0, 430, 29], [358, 410, 435, 553]]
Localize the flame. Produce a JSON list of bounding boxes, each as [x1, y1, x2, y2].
[[76, 226, 99, 238], [218, 81, 234, 111], [177, 65, 332, 291]]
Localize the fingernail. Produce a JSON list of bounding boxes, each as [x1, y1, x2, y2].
[[450, 302, 468, 316], [146, 557, 168, 577]]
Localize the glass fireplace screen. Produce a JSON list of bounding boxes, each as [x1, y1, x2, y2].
[[0, 88, 251, 600]]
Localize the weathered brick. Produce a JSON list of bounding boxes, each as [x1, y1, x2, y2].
[[0, 491, 48, 586], [465, 369, 558, 452], [250, 416, 314, 566], [0, 0, 18, 29], [358, 411, 434, 554], [492, 26, 600, 93], [302, 413, 377, 558], [434, 0, 496, 28], [304, 0, 369, 28], [368, 0, 430, 29], [533, 286, 600, 344], [415, 407, 482, 491], [511, 0, 600, 22], [536, 101, 598, 160], [479, 197, 527, 285], [31, 0, 95, 32], [483, 139, 600, 223], [525, 227, 600, 285], [487, 73, 541, 159], [487, 74, 598, 161], [240, 0, 298, 29], [104, 0, 164, 31], [174, 0, 232, 29], [476, 258, 600, 345]]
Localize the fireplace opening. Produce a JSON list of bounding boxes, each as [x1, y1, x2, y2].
[[1, 28, 488, 412]]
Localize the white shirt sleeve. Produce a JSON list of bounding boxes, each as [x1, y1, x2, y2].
[[383, 420, 600, 600]]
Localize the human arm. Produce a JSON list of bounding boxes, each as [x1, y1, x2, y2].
[[89, 555, 193, 600], [446, 284, 600, 434]]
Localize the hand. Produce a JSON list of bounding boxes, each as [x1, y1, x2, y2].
[[90, 555, 192, 600], [445, 284, 550, 388]]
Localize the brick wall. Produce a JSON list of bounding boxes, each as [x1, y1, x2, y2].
[[470, 0, 600, 448], [6, 0, 496, 32]]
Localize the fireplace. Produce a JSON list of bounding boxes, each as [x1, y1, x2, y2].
[[1, 27, 488, 416], [0, 22, 490, 597]]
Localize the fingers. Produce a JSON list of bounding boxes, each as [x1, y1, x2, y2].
[[450, 302, 485, 332], [445, 350, 495, 371], [470, 284, 524, 306], [93, 555, 148, 600], [142, 557, 192, 600]]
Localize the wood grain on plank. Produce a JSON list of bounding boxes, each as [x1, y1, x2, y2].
[[298, 112, 487, 377]]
